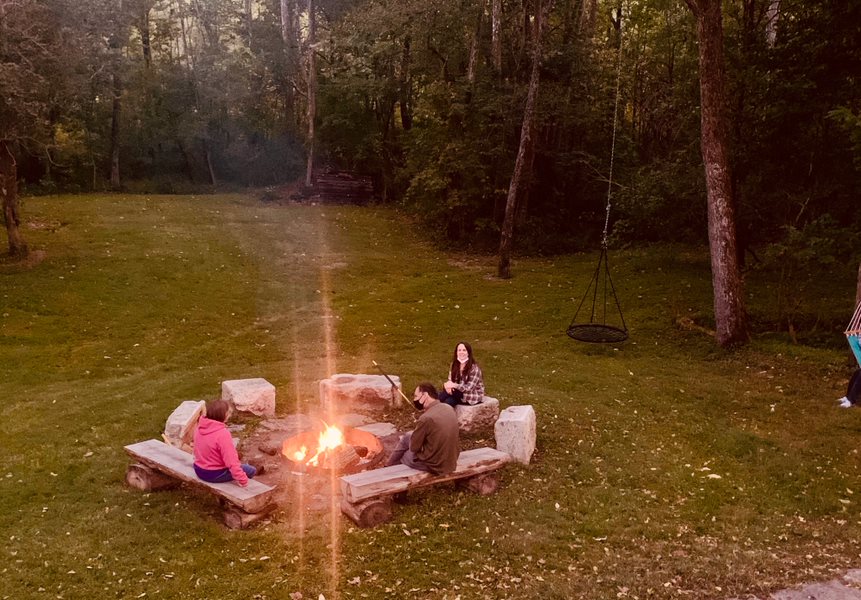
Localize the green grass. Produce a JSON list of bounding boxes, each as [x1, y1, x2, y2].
[[1, 193, 860, 599]]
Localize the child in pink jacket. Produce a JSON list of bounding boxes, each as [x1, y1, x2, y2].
[[193, 400, 257, 486]]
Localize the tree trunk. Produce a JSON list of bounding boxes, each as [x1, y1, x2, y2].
[[492, 0, 502, 72], [245, 0, 253, 47], [110, 73, 122, 190], [765, 0, 780, 48], [203, 139, 216, 185], [685, 0, 748, 346], [466, 4, 483, 88], [280, 0, 298, 127], [498, 0, 547, 279], [578, 0, 597, 36], [0, 141, 28, 258], [177, 140, 194, 181], [304, 0, 317, 187], [139, 5, 152, 68], [399, 35, 412, 129]]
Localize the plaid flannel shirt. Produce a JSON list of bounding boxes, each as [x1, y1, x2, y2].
[[454, 364, 485, 405]]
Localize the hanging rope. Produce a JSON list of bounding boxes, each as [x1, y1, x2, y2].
[[602, 6, 625, 248], [567, 5, 628, 344]]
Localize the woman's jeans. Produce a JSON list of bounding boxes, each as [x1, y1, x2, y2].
[[438, 389, 464, 407]]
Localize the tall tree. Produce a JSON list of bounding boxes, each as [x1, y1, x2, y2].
[[280, 0, 299, 126], [0, 141, 25, 257], [304, 0, 317, 186], [0, 0, 63, 257], [498, 0, 552, 278], [491, 0, 501, 72], [106, 0, 135, 190], [685, 0, 748, 346], [765, 0, 780, 47]]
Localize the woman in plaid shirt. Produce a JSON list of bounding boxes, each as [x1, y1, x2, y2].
[[439, 341, 485, 407]]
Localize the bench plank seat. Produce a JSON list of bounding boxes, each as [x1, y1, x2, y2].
[[124, 439, 275, 514], [340, 447, 510, 504]]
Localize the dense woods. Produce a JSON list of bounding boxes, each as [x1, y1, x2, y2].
[[1, 1, 859, 272]]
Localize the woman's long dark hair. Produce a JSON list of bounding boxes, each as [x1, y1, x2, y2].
[[449, 341, 477, 383]]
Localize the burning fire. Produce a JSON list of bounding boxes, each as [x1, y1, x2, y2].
[[291, 422, 344, 467]]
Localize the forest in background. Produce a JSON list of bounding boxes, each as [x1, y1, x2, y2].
[[1, 0, 859, 258]]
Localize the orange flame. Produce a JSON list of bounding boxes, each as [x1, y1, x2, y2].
[[305, 422, 344, 466]]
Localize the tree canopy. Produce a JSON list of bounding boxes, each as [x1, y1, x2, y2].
[[1, 0, 858, 259]]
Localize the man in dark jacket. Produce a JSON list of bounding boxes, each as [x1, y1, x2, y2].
[[387, 382, 460, 474]]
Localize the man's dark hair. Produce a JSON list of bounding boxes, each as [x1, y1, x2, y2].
[[206, 399, 231, 422], [417, 382, 438, 399]]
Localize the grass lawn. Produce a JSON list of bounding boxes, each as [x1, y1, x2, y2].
[[1, 193, 859, 600]]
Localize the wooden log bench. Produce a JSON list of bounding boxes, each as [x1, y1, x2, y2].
[[340, 447, 510, 527], [124, 439, 277, 529]]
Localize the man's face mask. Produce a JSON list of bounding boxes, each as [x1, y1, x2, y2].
[[413, 392, 425, 411]]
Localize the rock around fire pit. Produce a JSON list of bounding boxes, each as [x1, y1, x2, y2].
[[319, 374, 402, 411]]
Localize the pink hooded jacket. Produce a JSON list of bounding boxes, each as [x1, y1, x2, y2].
[[193, 416, 248, 486]]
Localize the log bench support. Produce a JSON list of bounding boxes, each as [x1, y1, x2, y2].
[[124, 439, 277, 530], [340, 447, 510, 527], [125, 463, 180, 491]]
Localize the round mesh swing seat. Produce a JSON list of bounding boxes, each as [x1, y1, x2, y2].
[[567, 323, 628, 344], [566, 246, 628, 344]]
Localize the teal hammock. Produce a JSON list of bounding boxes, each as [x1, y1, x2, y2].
[[847, 301, 861, 367]]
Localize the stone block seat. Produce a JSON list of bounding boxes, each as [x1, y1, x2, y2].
[[222, 378, 276, 417], [494, 405, 536, 464], [455, 396, 500, 433], [319, 374, 403, 411], [163, 400, 205, 449]]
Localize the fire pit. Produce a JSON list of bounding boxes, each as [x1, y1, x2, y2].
[[281, 423, 384, 474]]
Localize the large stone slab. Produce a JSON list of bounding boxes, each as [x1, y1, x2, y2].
[[222, 378, 276, 417], [494, 405, 536, 464], [319, 374, 401, 411], [455, 396, 500, 433], [356, 422, 398, 438], [258, 414, 315, 433], [163, 400, 205, 448]]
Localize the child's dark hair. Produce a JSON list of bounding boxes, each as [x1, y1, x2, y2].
[[206, 399, 231, 422]]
